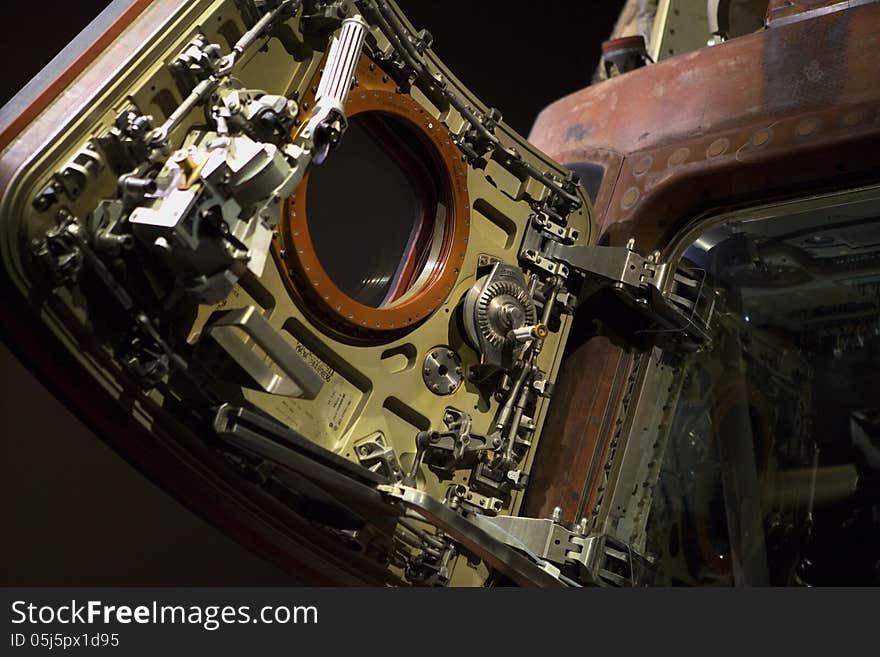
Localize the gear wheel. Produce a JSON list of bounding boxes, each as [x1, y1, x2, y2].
[[462, 263, 537, 370], [476, 279, 537, 347]]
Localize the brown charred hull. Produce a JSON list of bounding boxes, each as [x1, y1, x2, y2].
[[526, 2, 880, 521]]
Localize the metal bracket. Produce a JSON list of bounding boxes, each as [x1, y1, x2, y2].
[[446, 483, 506, 515], [354, 433, 404, 482], [567, 533, 652, 586], [531, 212, 579, 244], [472, 515, 581, 564], [32, 218, 84, 286], [472, 514, 654, 586], [543, 239, 665, 290], [521, 248, 569, 277], [405, 408, 497, 482], [524, 229, 714, 344], [203, 305, 324, 399], [376, 484, 564, 587]]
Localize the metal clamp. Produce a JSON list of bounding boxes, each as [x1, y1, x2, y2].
[[472, 514, 654, 586]]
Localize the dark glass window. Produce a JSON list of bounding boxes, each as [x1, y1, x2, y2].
[[646, 188, 880, 586], [306, 113, 443, 308], [565, 161, 604, 205]]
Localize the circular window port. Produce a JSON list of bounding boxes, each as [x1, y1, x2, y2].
[[277, 66, 469, 342]]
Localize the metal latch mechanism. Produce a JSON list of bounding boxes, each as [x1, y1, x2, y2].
[[471, 513, 655, 586], [522, 223, 715, 347]]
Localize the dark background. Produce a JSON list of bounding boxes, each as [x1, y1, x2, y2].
[[0, 0, 622, 584]]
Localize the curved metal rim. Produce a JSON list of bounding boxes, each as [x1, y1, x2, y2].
[[276, 57, 470, 338]]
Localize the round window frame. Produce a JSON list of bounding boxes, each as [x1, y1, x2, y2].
[[274, 58, 470, 339]]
